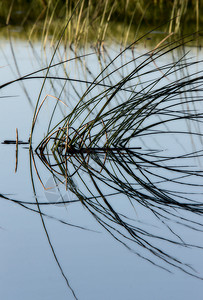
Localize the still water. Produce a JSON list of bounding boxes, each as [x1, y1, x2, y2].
[[0, 39, 203, 300]]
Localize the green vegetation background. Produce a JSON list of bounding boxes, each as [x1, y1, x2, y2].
[[0, 0, 202, 45]]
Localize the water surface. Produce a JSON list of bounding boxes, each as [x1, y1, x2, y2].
[[1, 38, 203, 300]]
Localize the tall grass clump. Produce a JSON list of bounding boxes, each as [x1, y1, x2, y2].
[[21, 29, 203, 279]]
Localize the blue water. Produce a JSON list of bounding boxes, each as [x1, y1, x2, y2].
[[0, 39, 203, 300]]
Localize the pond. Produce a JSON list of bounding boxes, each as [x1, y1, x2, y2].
[[1, 34, 203, 300]]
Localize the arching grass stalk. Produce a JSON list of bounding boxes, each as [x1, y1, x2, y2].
[[32, 33, 203, 277]]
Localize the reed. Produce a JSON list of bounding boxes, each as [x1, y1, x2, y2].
[[27, 31, 203, 278]]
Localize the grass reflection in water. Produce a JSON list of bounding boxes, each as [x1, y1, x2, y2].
[[24, 33, 203, 283]]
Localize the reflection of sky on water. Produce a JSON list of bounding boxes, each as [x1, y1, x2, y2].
[[0, 40, 203, 300]]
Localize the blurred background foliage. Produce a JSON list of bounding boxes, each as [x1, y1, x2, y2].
[[0, 0, 202, 46]]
